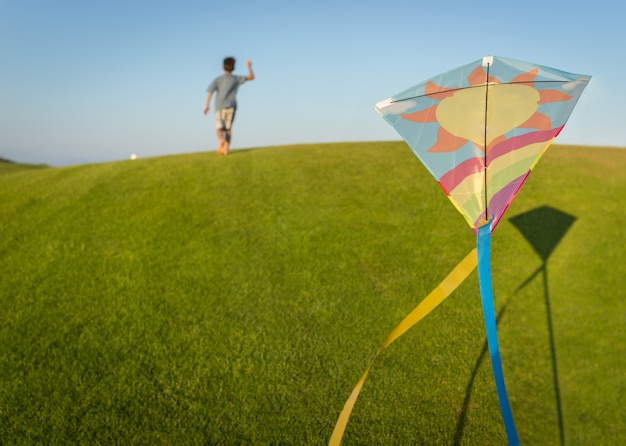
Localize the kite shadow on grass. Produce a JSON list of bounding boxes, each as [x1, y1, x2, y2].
[[454, 206, 576, 446]]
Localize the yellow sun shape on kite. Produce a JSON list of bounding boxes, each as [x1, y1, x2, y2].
[[401, 66, 573, 153]]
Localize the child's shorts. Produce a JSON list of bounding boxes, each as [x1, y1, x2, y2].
[[215, 107, 236, 130]]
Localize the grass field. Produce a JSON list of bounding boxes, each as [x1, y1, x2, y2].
[[1, 142, 625, 445]]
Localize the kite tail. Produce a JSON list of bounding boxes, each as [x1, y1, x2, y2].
[[477, 224, 520, 446], [329, 249, 478, 446]]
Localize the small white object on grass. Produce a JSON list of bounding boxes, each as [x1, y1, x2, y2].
[[130, 153, 137, 160]]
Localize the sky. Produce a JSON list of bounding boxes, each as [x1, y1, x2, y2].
[[1, 0, 624, 166]]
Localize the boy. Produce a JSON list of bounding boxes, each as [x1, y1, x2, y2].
[[203, 57, 255, 155]]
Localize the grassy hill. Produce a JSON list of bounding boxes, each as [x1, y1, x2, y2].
[[1, 142, 624, 444], [0, 158, 48, 175]]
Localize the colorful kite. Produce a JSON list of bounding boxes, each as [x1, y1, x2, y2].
[[330, 56, 590, 445]]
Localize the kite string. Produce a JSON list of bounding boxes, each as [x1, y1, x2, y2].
[[329, 249, 478, 446]]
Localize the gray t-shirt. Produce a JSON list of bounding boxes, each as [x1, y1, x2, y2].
[[207, 74, 248, 110]]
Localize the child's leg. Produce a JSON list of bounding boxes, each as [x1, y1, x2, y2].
[[223, 130, 232, 154], [215, 110, 228, 154], [221, 108, 235, 155], [216, 128, 226, 154]]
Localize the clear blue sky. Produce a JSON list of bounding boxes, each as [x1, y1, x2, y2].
[[1, 0, 623, 166]]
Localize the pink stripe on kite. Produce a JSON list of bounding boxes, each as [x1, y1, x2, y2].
[[439, 157, 484, 192], [438, 127, 561, 192], [487, 127, 562, 167]]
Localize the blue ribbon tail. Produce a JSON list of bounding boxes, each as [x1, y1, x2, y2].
[[477, 224, 520, 446]]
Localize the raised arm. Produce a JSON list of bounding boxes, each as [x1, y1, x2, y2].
[[246, 59, 255, 81]]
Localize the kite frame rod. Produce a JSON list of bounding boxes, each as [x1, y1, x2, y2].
[[388, 80, 570, 104], [483, 62, 490, 219]]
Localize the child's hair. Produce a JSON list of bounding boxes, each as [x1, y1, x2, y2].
[[223, 57, 236, 72]]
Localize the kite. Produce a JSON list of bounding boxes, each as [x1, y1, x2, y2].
[[330, 56, 590, 445]]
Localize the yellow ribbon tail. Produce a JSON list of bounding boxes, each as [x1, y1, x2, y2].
[[329, 248, 478, 446]]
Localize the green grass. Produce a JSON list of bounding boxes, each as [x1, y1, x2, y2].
[[1, 142, 624, 445]]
